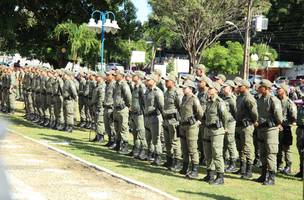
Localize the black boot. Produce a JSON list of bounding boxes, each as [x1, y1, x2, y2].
[[119, 142, 129, 155], [208, 170, 216, 184], [263, 171, 275, 185], [43, 119, 50, 127], [234, 161, 246, 175], [283, 162, 292, 175], [170, 159, 182, 172], [254, 166, 268, 183], [226, 159, 237, 173], [163, 156, 173, 168], [91, 134, 100, 142], [186, 164, 198, 179], [179, 162, 189, 175], [147, 151, 155, 162], [210, 173, 224, 185], [104, 137, 112, 147], [152, 154, 162, 166], [202, 170, 210, 182], [241, 163, 253, 179], [132, 147, 140, 158], [108, 140, 117, 150], [137, 149, 147, 160], [57, 123, 64, 131], [66, 125, 73, 133]]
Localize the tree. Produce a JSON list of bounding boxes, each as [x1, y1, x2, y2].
[[149, 0, 250, 72], [202, 41, 243, 74], [53, 21, 99, 68]]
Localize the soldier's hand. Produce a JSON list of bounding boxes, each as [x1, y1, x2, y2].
[[278, 124, 283, 131]]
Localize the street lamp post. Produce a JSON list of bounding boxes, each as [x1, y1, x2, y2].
[[87, 10, 120, 72]]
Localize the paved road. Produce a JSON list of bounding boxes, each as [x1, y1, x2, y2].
[[0, 133, 168, 200]]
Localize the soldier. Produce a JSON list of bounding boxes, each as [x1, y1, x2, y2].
[[295, 100, 304, 179], [222, 80, 238, 172], [214, 74, 226, 86], [144, 74, 164, 165], [179, 80, 203, 179], [62, 71, 78, 132], [202, 81, 229, 185], [276, 83, 297, 175], [112, 69, 132, 154], [196, 76, 211, 166], [256, 79, 283, 185], [6, 68, 17, 114], [77, 72, 87, 127], [83, 73, 93, 129], [53, 70, 65, 131], [129, 71, 147, 159], [163, 73, 182, 171], [22, 67, 32, 119], [194, 64, 206, 79], [104, 70, 116, 148], [234, 79, 258, 179], [91, 72, 106, 142]]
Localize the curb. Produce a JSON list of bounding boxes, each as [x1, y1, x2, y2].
[[7, 128, 179, 200]]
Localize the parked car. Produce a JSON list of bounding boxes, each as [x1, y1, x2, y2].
[[248, 74, 262, 86], [274, 76, 289, 85], [289, 75, 304, 86], [107, 63, 124, 70]]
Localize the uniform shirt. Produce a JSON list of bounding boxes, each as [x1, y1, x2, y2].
[[78, 78, 86, 96], [279, 95, 297, 126], [197, 89, 208, 113], [203, 94, 229, 129], [62, 79, 77, 100], [144, 85, 164, 115], [83, 79, 90, 97], [52, 77, 64, 96], [180, 93, 203, 123], [104, 81, 115, 107], [45, 77, 54, 94], [91, 82, 105, 110], [222, 93, 237, 121], [236, 91, 258, 124], [257, 93, 283, 126], [113, 79, 132, 108], [164, 87, 181, 116], [131, 83, 146, 114]]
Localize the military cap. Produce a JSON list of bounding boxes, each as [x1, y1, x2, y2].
[[233, 76, 243, 85], [276, 83, 289, 92], [223, 80, 236, 88], [180, 80, 196, 89], [114, 69, 124, 76], [145, 73, 157, 82], [153, 69, 162, 76], [164, 73, 177, 82], [196, 75, 212, 83], [234, 78, 251, 88], [105, 70, 115, 75], [97, 71, 106, 78], [259, 79, 273, 88], [195, 64, 206, 70], [182, 74, 195, 81], [132, 70, 145, 79], [208, 81, 221, 92], [214, 74, 226, 82]]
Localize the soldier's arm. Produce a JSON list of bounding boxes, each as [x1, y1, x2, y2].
[[122, 83, 132, 107], [271, 97, 283, 125], [175, 91, 182, 111], [218, 100, 229, 129], [155, 89, 165, 115], [193, 97, 203, 121], [229, 98, 237, 119], [246, 96, 258, 123], [289, 100, 297, 123], [70, 80, 78, 100]]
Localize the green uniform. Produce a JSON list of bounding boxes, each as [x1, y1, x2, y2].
[[163, 87, 182, 162], [45, 76, 54, 125], [78, 77, 87, 124], [7, 71, 17, 113], [130, 82, 147, 156], [235, 91, 258, 168], [62, 79, 77, 128], [83, 79, 92, 126], [104, 80, 116, 144], [222, 93, 238, 161], [52, 76, 64, 129], [277, 96, 297, 171], [257, 94, 283, 173], [180, 93, 203, 166], [92, 82, 105, 136], [203, 95, 229, 174], [23, 72, 34, 118], [113, 79, 132, 145], [197, 89, 208, 164], [144, 85, 164, 157]]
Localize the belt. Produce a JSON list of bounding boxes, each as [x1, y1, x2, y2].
[[46, 92, 52, 95], [130, 111, 142, 116], [180, 121, 191, 126], [206, 124, 218, 129], [104, 105, 113, 109], [145, 110, 158, 117], [64, 97, 73, 101], [115, 105, 125, 110], [164, 113, 176, 120]]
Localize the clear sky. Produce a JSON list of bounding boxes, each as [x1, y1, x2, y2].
[[131, 0, 152, 23]]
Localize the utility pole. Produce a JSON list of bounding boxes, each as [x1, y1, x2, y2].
[[242, 0, 253, 80]]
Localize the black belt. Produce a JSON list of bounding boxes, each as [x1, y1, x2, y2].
[[145, 110, 158, 117], [46, 92, 52, 95], [115, 105, 125, 110], [64, 97, 73, 101], [130, 111, 143, 116], [180, 121, 191, 126], [104, 105, 113, 109], [164, 113, 176, 120]]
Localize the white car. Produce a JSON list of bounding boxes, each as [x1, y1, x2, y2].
[[274, 76, 289, 85], [248, 74, 262, 86]]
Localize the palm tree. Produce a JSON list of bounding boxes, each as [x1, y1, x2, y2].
[[54, 21, 99, 69]]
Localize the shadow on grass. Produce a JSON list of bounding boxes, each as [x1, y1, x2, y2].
[[38, 133, 183, 179], [177, 190, 237, 200], [0, 114, 40, 129]]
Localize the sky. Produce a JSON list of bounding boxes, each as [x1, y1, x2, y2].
[[131, 0, 152, 23]]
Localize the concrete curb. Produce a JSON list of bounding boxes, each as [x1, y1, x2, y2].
[[7, 128, 179, 200]]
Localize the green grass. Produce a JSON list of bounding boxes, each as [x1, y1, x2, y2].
[[1, 102, 303, 200]]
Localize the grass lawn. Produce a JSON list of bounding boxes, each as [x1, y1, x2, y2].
[[1, 102, 303, 200]]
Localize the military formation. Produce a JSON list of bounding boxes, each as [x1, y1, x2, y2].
[[0, 64, 303, 186]]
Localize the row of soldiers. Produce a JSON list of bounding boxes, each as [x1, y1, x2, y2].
[[1, 64, 303, 186]]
